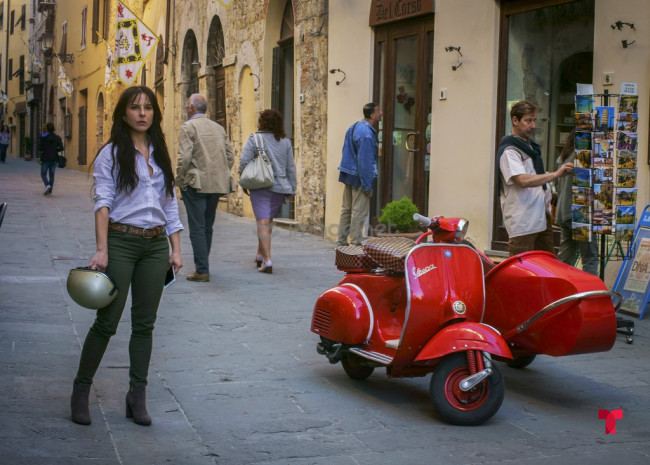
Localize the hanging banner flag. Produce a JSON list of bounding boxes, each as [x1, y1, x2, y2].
[[217, 0, 234, 7], [115, 1, 158, 86], [105, 47, 119, 92], [57, 65, 73, 96]]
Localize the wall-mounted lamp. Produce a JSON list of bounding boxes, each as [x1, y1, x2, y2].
[[610, 21, 636, 48], [445, 46, 462, 71], [250, 72, 260, 91], [329, 68, 346, 85], [39, 32, 74, 63]]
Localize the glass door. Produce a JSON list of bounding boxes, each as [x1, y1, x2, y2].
[[373, 17, 434, 222]]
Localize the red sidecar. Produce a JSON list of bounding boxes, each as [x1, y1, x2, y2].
[[481, 251, 619, 365]]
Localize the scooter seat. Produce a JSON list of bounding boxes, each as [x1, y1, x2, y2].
[[335, 245, 378, 272], [362, 237, 416, 274]]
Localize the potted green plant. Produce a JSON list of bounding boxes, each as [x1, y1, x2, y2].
[[376, 196, 420, 237]]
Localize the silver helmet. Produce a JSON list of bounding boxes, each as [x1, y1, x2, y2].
[[67, 267, 119, 309]]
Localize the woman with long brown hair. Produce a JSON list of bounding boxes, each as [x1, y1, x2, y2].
[[70, 86, 183, 426]]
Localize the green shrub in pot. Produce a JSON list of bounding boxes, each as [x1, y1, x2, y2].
[[378, 196, 419, 233]]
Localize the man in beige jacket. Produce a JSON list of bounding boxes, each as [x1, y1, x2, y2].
[[176, 94, 235, 282]]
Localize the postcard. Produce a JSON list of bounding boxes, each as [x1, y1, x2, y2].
[[617, 132, 637, 152], [617, 150, 637, 169], [575, 132, 592, 151], [574, 113, 593, 132], [594, 106, 616, 131], [574, 150, 592, 168], [593, 225, 613, 235], [593, 167, 613, 183], [593, 132, 614, 155], [572, 204, 591, 223], [572, 186, 592, 206], [572, 222, 592, 242], [573, 167, 592, 188], [616, 223, 635, 242], [593, 209, 613, 226], [616, 205, 636, 225], [593, 183, 613, 209], [617, 113, 638, 133], [575, 94, 594, 113], [619, 95, 638, 113], [617, 169, 637, 188], [616, 187, 637, 206]]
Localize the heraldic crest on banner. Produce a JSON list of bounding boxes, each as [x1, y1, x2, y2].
[[115, 2, 158, 86]]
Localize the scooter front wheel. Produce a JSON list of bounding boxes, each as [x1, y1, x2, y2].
[[342, 354, 374, 380], [430, 352, 505, 426]]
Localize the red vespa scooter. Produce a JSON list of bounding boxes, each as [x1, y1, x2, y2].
[[311, 215, 513, 426]]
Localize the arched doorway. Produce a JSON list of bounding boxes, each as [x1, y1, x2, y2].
[[181, 30, 200, 102], [273, 1, 294, 142], [206, 16, 226, 128]]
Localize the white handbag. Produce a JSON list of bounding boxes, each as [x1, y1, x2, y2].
[[239, 133, 275, 190]]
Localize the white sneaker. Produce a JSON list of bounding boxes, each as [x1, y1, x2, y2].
[[44, 186, 52, 196]]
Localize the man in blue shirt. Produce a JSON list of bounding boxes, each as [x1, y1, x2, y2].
[[336, 103, 382, 246]]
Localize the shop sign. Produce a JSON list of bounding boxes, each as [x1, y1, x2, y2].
[[369, 0, 434, 27]]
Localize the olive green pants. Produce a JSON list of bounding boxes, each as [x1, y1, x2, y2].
[[74, 230, 169, 386]]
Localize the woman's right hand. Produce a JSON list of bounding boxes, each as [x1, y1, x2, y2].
[[89, 250, 108, 272]]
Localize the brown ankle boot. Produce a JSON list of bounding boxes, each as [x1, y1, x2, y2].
[[125, 385, 152, 426], [70, 382, 91, 425]]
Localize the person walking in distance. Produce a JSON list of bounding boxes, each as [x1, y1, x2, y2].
[[39, 122, 64, 195], [336, 103, 382, 246], [497, 100, 573, 256], [70, 86, 183, 426], [176, 94, 235, 282], [0, 125, 10, 163]]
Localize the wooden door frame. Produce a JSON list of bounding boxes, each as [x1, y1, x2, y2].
[[371, 16, 434, 222], [492, 0, 582, 251]]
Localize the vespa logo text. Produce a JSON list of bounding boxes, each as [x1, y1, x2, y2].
[[412, 264, 437, 279], [598, 409, 623, 434]]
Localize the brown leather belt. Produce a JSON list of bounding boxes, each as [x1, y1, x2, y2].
[[108, 222, 166, 238]]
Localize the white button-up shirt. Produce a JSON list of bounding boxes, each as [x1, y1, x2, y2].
[[93, 143, 184, 236]]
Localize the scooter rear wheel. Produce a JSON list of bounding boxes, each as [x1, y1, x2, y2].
[[341, 354, 374, 380], [430, 352, 505, 426]]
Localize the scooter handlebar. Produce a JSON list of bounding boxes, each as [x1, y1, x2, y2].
[[413, 213, 432, 227]]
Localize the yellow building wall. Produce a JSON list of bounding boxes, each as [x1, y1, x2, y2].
[[4, 1, 30, 159], [324, 0, 374, 242], [594, 0, 649, 224], [427, 0, 500, 252]]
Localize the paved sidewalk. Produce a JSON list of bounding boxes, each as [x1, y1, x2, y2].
[[1, 159, 649, 465]]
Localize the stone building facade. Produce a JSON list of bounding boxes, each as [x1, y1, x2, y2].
[[173, 0, 329, 232]]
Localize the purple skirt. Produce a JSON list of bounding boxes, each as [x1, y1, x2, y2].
[[250, 189, 285, 220]]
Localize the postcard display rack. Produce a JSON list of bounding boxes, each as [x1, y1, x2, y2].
[[571, 91, 639, 275]]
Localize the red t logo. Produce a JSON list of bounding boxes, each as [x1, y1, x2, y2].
[[598, 409, 623, 434]]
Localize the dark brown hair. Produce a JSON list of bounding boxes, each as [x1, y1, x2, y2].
[[258, 109, 286, 141], [510, 100, 539, 122]]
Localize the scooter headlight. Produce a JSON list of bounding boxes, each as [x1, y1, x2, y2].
[[452, 300, 466, 315], [455, 219, 469, 242]]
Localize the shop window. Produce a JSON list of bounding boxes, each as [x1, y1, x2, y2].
[[0, 3, 4, 30], [492, 0, 595, 250]]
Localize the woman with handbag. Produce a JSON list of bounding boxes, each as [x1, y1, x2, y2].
[[238, 109, 296, 274]]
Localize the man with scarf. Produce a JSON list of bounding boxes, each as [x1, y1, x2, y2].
[[498, 101, 574, 256]]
